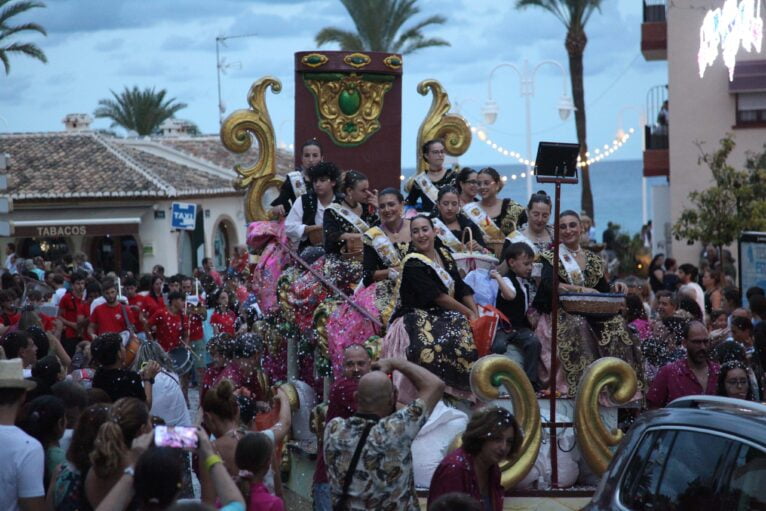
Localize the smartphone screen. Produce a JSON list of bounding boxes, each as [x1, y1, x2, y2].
[[154, 426, 199, 450]]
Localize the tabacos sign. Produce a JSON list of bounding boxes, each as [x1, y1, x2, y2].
[[171, 202, 198, 231]]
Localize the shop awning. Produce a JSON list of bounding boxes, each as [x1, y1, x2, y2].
[[729, 60, 766, 93], [12, 207, 148, 237]]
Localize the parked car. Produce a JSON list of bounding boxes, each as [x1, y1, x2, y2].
[[585, 395, 766, 511]]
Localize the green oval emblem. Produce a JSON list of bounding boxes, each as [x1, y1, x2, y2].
[[339, 88, 361, 115]]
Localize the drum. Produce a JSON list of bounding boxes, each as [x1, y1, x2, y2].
[[341, 236, 364, 261], [122, 331, 141, 368], [169, 346, 193, 375], [559, 292, 625, 318]]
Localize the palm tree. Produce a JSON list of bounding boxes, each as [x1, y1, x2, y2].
[[94, 86, 188, 136], [315, 0, 449, 55], [516, 0, 602, 219], [0, 0, 47, 75]]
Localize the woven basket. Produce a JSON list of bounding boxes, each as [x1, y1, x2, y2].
[[487, 239, 505, 258], [559, 292, 625, 318], [454, 227, 498, 273], [342, 236, 364, 261], [307, 226, 323, 246]]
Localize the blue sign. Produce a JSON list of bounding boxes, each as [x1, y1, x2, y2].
[[171, 202, 197, 230]]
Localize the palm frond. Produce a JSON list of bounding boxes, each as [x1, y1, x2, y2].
[[397, 36, 450, 56], [0, 0, 45, 27], [94, 86, 187, 136], [0, 21, 46, 37], [516, 0, 569, 27], [0, 50, 10, 73], [315, 27, 365, 51]]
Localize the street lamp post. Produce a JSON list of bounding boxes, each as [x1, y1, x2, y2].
[[482, 60, 574, 197]]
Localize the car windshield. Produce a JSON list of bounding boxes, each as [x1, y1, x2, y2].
[[619, 428, 766, 510]]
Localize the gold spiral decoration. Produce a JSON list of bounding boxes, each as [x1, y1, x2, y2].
[[574, 357, 638, 476], [415, 79, 472, 173], [470, 355, 542, 489], [220, 76, 282, 222], [312, 299, 339, 361]]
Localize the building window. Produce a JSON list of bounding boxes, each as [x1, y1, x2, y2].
[[737, 92, 766, 126]]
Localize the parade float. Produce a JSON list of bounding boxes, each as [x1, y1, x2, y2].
[[219, 50, 640, 510]]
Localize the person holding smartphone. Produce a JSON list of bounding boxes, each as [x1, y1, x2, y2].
[[95, 426, 246, 511]]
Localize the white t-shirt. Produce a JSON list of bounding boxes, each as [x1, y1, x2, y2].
[[0, 425, 45, 511], [284, 194, 328, 245], [150, 371, 191, 427]]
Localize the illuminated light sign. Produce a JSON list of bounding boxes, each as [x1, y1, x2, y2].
[[698, 0, 763, 80]]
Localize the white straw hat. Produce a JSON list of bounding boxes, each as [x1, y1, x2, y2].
[[0, 358, 37, 390]]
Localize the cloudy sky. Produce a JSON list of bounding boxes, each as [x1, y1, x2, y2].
[[2, 0, 666, 167]]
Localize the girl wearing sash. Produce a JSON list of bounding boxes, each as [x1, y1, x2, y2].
[[532, 210, 643, 397], [286, 171, 379, 332], [405, 139, 457, 212], [325, 189, 410, 377], [518, 191, 554, 253], [455, 167, 480, 206], [269, 139, 322, 217], [389, 215, 479, 390], [284, 161, 339, 253], [432, 186, 487, 252], [476, 167, 527, 237]]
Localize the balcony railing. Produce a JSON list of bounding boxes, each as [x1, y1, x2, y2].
[[643, 0, 666, 23]]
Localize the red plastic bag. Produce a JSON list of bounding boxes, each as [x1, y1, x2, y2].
[[471, 305, 509, 357]]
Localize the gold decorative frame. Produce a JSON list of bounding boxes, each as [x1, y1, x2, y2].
[[301, 53, 328, 68], [470, 355, 542, 489], [220, 76, 282, 222], [343, 52, 371, 68], [415, 79, 472, 173], [303, 72, 394, 146], [574, 357, 638, 476]]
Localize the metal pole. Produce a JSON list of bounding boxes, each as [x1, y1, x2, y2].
[[549, 181, 562, 489], [524, 92, 533, 198], [215, 37, 223, 125]]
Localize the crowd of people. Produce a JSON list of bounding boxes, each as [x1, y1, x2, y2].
[[1, 136, 765, 511]]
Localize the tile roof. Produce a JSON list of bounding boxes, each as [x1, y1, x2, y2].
[[0, 132, 259, 201], [156, 136, 295, 176]]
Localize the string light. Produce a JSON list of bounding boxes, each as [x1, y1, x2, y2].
[[467, 122, 635, 178]]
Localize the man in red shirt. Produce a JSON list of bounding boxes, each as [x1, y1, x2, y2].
[[58, 271, 88, 356], [148, 291, 187, 352], [88, 280, 137, 337], [647, 320, 720, 408], [0, 289, 20, 336], [182, 276, 206, 386], [123, 276, 148, 335]]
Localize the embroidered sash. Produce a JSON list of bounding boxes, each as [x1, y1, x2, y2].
[[414, 173, 440, 205], [431, 217, 464, 253], [559, 246, 586, 287], [288, 171, 307, 198], [402, 252, 455, 297], [328, 203, 370, 234], [363, 227, 402, 268], [461, 203, 504, 240], [505, 230, 538, 253]]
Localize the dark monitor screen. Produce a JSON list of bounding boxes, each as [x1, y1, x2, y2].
[[534, 142, 580, 184]]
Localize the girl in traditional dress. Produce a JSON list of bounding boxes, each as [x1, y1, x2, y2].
[[431, 186, 487, 253], [532, 210, 643, 397], [473, 167, 527, 237], [455, 167, 480, 206], [388, 215, 479, 390], [405, 139, 457, 212], [286, 171, 379, 332], [516, 191, 554, 253], [325, 188, 410, 376], [269, 139, 323, 217], [284, 161, 339, 253]]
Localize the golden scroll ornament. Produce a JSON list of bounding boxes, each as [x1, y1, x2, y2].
[[415, 79, 472, 173], [574, 357, 638, 476], [219, 76, 282, 222], [470, 355, 542, 489]]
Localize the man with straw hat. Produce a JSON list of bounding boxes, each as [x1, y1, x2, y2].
[[0, 358, 44, 511]]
